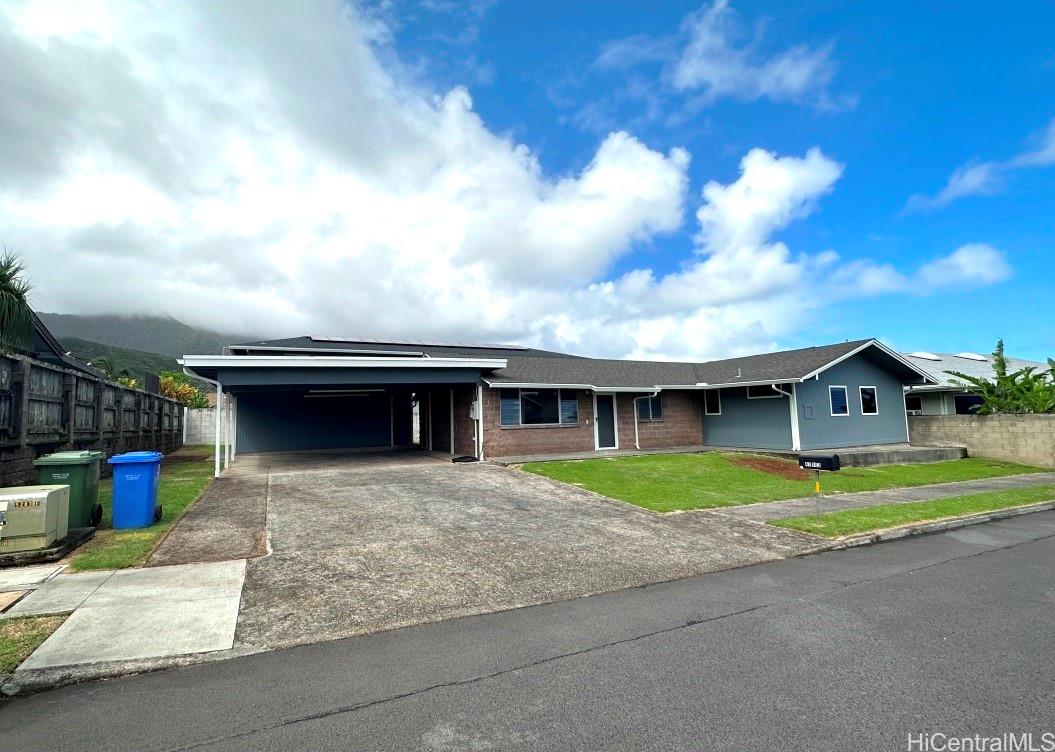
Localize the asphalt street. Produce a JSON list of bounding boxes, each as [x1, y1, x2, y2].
[[3, 511, 1054, 751]]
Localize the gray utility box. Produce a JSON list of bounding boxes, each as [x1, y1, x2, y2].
[[0, 485, 70, 554]]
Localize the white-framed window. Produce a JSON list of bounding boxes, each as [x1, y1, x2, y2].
[[746, 384, 783, 399], [704, 390, 721, 415], [829, 385, 849, 416], [905, 394, 923, 415], [636, 394, 663, 421], [500, 389, 578, 426], [860, 386, 879, 415]]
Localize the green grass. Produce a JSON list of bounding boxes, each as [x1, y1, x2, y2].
[[772, 484, 1055, 538], [521, 453, 1045, 513], [66, 447, 215, 571], [0, 615, 66, 675]]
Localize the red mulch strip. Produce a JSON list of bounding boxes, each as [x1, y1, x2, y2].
[[730, 455, 809, 481]]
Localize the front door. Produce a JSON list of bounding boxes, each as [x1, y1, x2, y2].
[[595, 394, 617, 449]]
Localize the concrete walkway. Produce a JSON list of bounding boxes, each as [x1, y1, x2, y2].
[[715, 471, 1055, 523], [3, 560, 246, 670]]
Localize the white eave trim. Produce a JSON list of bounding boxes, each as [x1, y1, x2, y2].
[[799, 339, 939, 384], [224, 345, 426, 357], [180, 355, 507, 369]]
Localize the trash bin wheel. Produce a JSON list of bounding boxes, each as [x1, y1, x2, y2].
[[90, 503, 103, 527], [154, 505, 163, 523]]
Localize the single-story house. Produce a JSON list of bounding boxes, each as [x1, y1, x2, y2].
[[902, 350, 1050, 416], [180, 336, 936, 466]]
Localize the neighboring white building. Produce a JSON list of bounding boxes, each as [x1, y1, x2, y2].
[[901, 351, 1050, 415]]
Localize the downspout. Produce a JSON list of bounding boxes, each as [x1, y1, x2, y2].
[[476, 384, 485, 461], [773, 384, 800, 451], [632, 390, 660, 450], [184, 366, 223, 479]]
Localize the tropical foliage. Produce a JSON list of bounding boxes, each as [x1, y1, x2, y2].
[[0, 252, 34, 350], [159, 371, 210, 408], [949, 340, 1055, 414]]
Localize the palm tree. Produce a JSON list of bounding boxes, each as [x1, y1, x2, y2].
[[0, 251, 34, 351]]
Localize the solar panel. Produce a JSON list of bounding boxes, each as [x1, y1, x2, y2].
[[308, 336, 527, 350]]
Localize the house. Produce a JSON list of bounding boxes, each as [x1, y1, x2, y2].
[[902, 351, 1050, 416], [179, 337, 935, 461], [24, 313, 107, 380]]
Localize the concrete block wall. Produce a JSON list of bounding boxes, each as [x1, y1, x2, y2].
[[909, 414, 1055, 469], [184, 407, 215, 445]]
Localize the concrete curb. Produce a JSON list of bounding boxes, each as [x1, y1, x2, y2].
[[820, 500, 1055, 551]]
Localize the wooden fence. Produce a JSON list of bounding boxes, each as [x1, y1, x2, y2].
[[0, 352, 184, 486]]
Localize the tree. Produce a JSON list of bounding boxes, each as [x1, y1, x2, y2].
[[949, 340, 1055, 414], [0, 251, 34, 350]]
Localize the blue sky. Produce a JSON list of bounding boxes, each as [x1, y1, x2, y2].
[[3, 0, 1052, 361], [379, 0, 1055, 359]]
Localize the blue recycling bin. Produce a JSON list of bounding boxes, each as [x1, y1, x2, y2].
[[108, 451, 164, 529]]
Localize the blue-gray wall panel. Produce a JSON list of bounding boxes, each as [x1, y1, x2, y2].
[[702, 387, 793, 449], [236, 391, 392, 453], [795, 352, 909, 449]]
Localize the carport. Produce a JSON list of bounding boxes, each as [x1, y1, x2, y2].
[[180, 348, 507, 476]]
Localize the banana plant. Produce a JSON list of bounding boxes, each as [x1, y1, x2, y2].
[[949, 340, 1055, 414]]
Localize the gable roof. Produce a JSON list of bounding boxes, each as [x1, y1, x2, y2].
[[210, 335, 936, 390]]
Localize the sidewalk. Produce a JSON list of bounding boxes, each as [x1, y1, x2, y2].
[[2, 560, 245, 670], [713, 471, 1055, 523]]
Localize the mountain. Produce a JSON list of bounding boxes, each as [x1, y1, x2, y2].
[[37, 313, 243, 358], [58, 337, 180, 381]]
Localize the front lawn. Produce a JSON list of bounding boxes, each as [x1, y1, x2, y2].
[[772, 484, 1055, 538], [521, 452, 1045, 513], [0, 615, 66, 676], [66, 447, 215, 571]]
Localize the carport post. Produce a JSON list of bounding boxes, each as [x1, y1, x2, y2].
[[449, 388, 454, 457], [224, 395, 231, 470], [214, 385, 222, 478]]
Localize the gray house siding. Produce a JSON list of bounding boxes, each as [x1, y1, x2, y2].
[[796, 354, 909, 449], [236, 391, 395, 453], [702, 386, 793, 450]]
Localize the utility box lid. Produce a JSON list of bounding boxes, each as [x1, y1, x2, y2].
[[108, 451, 164, 465], [34, 451, 104, 466]]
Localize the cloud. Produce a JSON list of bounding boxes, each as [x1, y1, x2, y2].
[[672, 0, 842, 107], [907, 117, 1055, 211], [0, 0, 1009, 362]]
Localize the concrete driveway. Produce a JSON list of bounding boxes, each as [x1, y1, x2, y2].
[[233, 452, 820, 650]]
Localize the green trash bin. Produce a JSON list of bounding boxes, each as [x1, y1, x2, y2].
[[33, 450, 104, 529]]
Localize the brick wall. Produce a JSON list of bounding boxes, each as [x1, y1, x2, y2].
[[616, 391, 703, 450], [482, 388, 704, 458], [453, 385, 477, 457], [909, 414, 1055, 469]]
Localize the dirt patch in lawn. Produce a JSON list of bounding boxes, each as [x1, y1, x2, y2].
[[731, 455, 809, 481]]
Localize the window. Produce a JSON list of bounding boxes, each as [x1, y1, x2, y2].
[[954, 395, 984, 415], [829, 385, 849, 416], [636, 394, 663, 421], [905, 395, 923, 414], [860, 386, 878, 415], [746, 384, 783, 399], [704, 390, 721, 415], [501, 389, 578, 426]]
